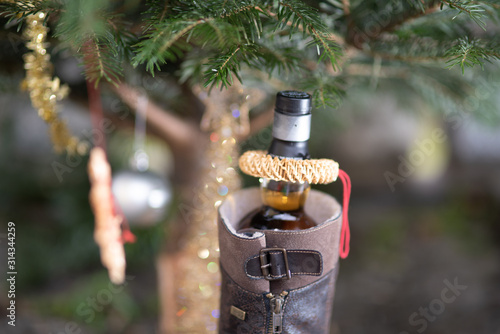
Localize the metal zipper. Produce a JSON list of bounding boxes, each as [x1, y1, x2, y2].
[[266, 291, 288, 334]]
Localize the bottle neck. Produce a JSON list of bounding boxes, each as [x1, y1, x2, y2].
[[260, 179, 310, 212], [267, 138, 309, 159]]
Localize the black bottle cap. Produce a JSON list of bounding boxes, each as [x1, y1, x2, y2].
[[275, 91, 312, 115]]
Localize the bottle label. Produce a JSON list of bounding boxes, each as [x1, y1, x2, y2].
[[272, 113, 311, 142]]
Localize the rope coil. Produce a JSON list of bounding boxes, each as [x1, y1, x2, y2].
[[238, 150, 339, 184]]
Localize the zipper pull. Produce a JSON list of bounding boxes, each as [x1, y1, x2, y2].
[[271, 296, 283, 334], [268, 292, 287, 334]]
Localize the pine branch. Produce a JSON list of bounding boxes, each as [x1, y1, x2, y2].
[[367, 35, 500, 74], [255, 39, 303, 75], [150, 0, 171, 22], [0, 0, 62, 30], [441, 0, 487, 30], [202, 26, 317, 90], [445, 37, 500, 73], [81, 35, 123, 86], [203, 45, 245, 90], [85, 38, 106, 82], [300, 74, 346, 109], [134, 0, 342, 89], [5, 0, 499, 123], [382, 2, 441, 34], [346, 0, 442, 48], [178, 28, 304, 87], [133, 2, 266, 73], [395, 9, 473, 41], [276, 0, 341, 69], [54, 0, 125, 86], [109, 19, 137, 61], [133, 19, 208, 73]]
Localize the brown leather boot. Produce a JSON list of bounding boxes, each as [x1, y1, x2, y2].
[[218, 187, 342, 334]]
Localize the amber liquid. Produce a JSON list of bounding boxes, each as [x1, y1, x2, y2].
[[238, 180, 317, 231]]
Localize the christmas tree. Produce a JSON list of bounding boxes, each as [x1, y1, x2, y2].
[[4, 0, 500, 107], [1, 0, 500, 333]]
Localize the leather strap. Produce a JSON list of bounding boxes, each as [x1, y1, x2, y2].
[[245, 249, 322, 280]]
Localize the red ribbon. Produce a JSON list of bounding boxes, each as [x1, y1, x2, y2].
[[338, 169, 351, 259]]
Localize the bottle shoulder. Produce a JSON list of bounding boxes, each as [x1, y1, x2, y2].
[[237, 205, 316, 232]]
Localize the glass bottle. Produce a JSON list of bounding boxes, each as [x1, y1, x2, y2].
[[238, 91, 317, 232]]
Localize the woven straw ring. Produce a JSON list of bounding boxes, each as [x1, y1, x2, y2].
[[238, 150, 339, 184]]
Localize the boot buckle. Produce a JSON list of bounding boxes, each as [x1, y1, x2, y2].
[[259, 247, 291, 280]]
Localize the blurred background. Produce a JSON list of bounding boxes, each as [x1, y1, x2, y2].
[[1, 1, 500, 334], [1, 72, 500, 334]]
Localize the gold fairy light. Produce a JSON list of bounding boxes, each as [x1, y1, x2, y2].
[[172, 83, 263, 333], [22, 13, 85, 155]]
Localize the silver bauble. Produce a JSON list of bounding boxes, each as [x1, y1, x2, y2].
[[112, 170, 172, 226]]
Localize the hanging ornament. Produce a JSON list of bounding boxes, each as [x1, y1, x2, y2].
[[112, 94, 172, 226], [112, 169, 171, 226], [86, 81, 136, 284], [88, 147, 136, 284]]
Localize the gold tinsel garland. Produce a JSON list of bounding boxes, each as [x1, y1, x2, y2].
[[22, 13, 85, 154]]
